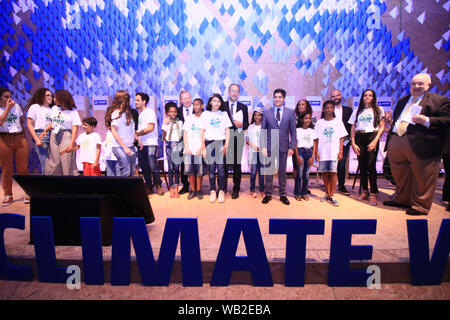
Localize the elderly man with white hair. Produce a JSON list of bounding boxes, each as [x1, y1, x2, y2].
[[384, 73, 450, 215]]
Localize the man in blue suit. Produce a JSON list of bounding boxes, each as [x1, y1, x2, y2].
[[261, 88, 297, 205]]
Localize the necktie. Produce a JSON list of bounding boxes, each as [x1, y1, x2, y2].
[[231, 103, 235, 115], [397, 97, 418, 137], [276, 108, 281, 122], [186, 108, 190, 117]]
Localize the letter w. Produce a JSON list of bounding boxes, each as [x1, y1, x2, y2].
[[111, 218, 202, 286]]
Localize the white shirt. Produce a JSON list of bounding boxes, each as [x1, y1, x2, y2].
[[182, 105, 193, 120], [393, 95, 425, 133], [111, 110, 135, 148], [296, 127, 317, 149], [348, 106, 385, 132], [200, 110, 232, 141], [314, 118, 348, 161], [138, 108, 158, 146], [27, 104, 52, 130], [49, 106, 81, 132], [334, 104, 343, 121], [102, 130, 117, 161], [247, 123, 261, 154], [162, 119, 183, 142], [0, 104, 23, 133], [182, 114, 203, 153], [76, 132, 101, 164]]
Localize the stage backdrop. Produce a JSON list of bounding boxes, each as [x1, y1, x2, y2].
[[1, 0, 449, 172]]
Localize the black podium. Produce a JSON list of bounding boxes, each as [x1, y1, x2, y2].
[[14, 175, 155, 246]]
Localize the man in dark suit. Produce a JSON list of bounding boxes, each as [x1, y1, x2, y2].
[[261, 88, 297, 205], [177, 89, 193, 194], [223, 84, 249, 199], [384, 73, 450, 215], [329, 89, 353, 195]]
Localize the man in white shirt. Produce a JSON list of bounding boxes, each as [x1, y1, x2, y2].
[[135, 92, 164, 196], [224, 84, 249, 199]]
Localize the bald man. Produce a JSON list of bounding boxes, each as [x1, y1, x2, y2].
[[384, 73, 450, 215]]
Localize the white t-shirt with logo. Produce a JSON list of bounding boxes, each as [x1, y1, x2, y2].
[[162, 120, 183, 142], [27, 104, 52, 130], [102, 130, 117, 161], [314, 118, 348, 161], [200, 110, 232, 141], [348, 106, 385, 132], [0, 104, 23, 133], [138, 108, 158, 146], [182, 114, 203, 153], [246, 123, 261, 154], [76, 132, 102, 164], [111, 110, 135, 148], [296, 127, 317, 149], [50, 106, 82, 132]]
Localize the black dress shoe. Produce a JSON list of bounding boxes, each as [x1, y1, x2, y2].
[[179, 186, 189, 195], [262, 196, 272, 204], [338, 186, 351, 196], [383, 200, 410, 208], [406, 208, 427, 216], [280, 196, 290, 205], [232, 191, 239, 199]]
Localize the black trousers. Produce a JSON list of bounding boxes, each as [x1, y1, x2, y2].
[[337, 139, 350, 188], [355, 132, 379, 194], [226, 134, 245, 193]]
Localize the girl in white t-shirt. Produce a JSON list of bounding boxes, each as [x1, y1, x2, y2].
[[314, 100, 348, 206], [201, 93, 232, 203], [0, 88, 29, 206], [349, 89, 385, 206], [105, 90, 136, 177], [26, 88, 53, 174], [162, 102, 184, 198], [294, 112, 317, 201], [246, 108, 264, 198], [42, 90, 81, 176]]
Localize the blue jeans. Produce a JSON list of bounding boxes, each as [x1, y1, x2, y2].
[[205, 140, 226, 192], [34, 129, 50, 174], [106, 160, 119, 176], [137, 145, 162, 187], [112, 146, 137, 177], [165, 141, 183, 187], [250, 152, 264, 193], [294, 147, 313, 196]]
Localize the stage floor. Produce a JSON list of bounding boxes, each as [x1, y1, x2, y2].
[[1, 175, 449, 300]]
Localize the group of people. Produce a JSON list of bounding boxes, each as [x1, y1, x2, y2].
[[0, 73, 449, 214]]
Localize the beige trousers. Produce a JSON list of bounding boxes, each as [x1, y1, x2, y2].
[[45, 131, 79, 176]]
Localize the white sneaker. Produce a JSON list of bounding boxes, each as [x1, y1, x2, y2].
[[2, 195, 13, 206], [218, 190, 225, 203], [210, 190, 217, 203], [24, 195, 30, 204]]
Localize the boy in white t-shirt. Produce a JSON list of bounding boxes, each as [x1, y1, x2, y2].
[[75, 116, 102, 176], [314, 100, 348, 206]]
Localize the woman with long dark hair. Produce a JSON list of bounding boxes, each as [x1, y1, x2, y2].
[[349, 89, 385, 206], [26, 88, 53, 174], [0, 88, 29, 205], [43, 89, 81, 175], [105, 90, 137, 176]]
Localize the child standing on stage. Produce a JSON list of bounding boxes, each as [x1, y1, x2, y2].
[[183, 98, 205, 199], [314, 100, 348, 206], [75, 116, 102, 176], [162, 102, 184, 198], [294, 112, 317, 201], [247, 107, 264, 198], [201, 93, 232, 204]]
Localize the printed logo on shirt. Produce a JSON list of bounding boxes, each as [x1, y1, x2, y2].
[[303, 134, 312, 145], [209, 117, 221, 128], [359, 114, 373, 127], [6, 113, 18, 124], [191, 123, 201, 136], [323, 127, 334, 142]]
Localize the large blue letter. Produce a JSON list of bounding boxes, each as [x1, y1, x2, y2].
[[111, 217, 202, 286], [0, 213, 32, 281], [80, 217, 104, 285], [328, 219, 377, 286], [270, 219, 325, 286], [31, 216, 68, 283], [407, 219, 450, 285], [211, 218, 273, 286]]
